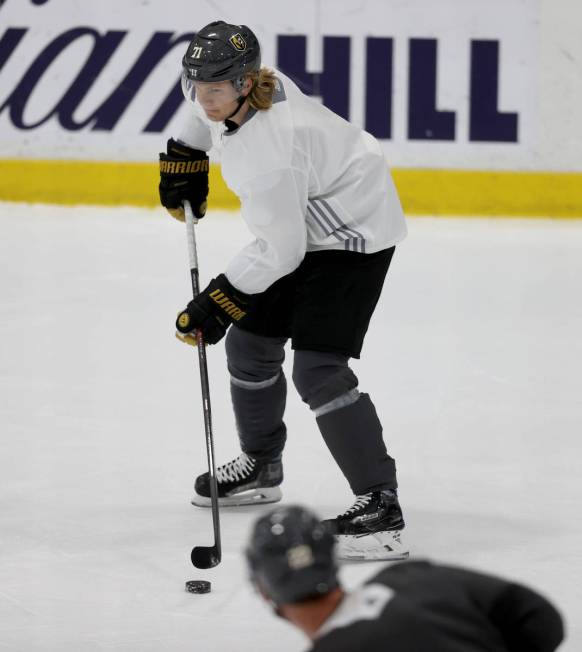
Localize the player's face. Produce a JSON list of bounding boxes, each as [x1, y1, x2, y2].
[[190, 80, 241, 121]]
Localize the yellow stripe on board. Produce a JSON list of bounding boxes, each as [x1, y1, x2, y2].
[[393, 169, 582, 218], [1, 159, 581, 217], [0, 159, 238, 209]]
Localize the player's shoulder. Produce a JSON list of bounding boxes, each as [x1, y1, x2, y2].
[[371, 559, 514, 608], [270, 71, 289, 106], [368, 559, 434, 585], [270, 69, 295, 97], [271, 69, 324, 117], [367, 559, 476, 601]]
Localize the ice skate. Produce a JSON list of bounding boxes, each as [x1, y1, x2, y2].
[[192, 452, 283, 507], [324, 490, 409, 561]]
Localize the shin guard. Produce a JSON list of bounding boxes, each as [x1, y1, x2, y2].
[[316, 393, 397, 495], [230, 372, 287, 462]]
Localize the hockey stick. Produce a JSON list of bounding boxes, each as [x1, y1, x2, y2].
[[183, 200, 222, 569]]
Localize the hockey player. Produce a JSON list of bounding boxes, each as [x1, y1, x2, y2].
[[246, 505, 565, 652], [158, 21, 408, 560]]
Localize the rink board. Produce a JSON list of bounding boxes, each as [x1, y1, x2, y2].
[[1, 0, 582, 215], [0, 159, 581, 217]]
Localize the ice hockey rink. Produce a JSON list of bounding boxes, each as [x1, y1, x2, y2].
[[0, 202, 580, 651]]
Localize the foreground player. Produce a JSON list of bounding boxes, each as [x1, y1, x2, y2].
[[246, 505, 565, 652], [159, 21, 408, 559]]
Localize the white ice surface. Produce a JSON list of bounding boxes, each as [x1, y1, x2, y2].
[[0, 203, 581, 651]]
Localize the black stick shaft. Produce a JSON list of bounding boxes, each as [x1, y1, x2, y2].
[[184, 201, 221, 565]]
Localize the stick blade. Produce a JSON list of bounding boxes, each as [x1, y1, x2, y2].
[[191, 545, 221, 569]]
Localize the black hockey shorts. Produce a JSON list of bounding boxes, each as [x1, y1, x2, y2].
[[235, 247, 395, 359]]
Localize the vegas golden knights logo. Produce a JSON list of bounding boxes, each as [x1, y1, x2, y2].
[[229, 33, 246, 51]]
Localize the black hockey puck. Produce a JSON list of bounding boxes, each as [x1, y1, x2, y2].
[[185, 580, 211, 594]]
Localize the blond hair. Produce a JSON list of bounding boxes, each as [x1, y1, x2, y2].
[[246, 67, 278, 111]]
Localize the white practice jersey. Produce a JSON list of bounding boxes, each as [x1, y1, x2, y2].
[[176, 70, 407, 294]]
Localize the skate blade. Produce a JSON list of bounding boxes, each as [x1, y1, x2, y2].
[[335, 529, 410, 561], [191, 486, 282, 507]]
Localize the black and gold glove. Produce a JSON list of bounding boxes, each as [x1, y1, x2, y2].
[[159, 138, 209, 221], [176, 274, 250, 345]]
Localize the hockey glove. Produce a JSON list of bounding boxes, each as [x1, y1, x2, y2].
[[175, 274, 250, 346], [159, 138, 209, 221]]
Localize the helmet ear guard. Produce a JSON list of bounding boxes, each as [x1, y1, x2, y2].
[[232, 75, 247, 94]]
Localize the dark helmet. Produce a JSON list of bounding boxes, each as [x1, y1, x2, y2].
[[245, 505, 339, 606], [182, 21, 261, 88]]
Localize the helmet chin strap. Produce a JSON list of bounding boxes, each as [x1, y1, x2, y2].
[[225, 94, 247, 122]]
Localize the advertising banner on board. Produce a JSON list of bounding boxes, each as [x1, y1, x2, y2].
[[0, 0, 541, 170]]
